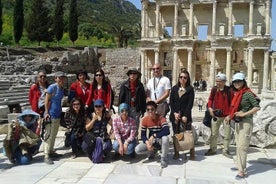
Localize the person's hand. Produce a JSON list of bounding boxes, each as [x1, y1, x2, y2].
[[209, 108, 215, 117], [146, 139, 153, 152], [224, 116, 231, 124], [119, 144, 124, 156], [234, 111, 245, 118], [44, 113, 50, 119], [92, 112, 99, 121], [123, 142, 128, 154], [174, 112, 181, 123]]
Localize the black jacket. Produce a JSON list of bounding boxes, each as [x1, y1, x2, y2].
[[119, 79, 146, 113], [169, 85, 195, 123]]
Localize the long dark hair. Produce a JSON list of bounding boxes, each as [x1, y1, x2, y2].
[[92, 68, 108, 91], [69, 97, 85, 117], [177, 70, 191, 87]]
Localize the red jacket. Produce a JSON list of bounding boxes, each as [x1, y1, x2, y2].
[[29, 84, 42, 114], [69, 81, 91, 104], [207, 86, 233, 117], [86, 82, 112, 110]]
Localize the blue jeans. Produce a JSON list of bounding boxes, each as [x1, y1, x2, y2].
[[113, 139, 136, 155], [70, 132, 82, 154]]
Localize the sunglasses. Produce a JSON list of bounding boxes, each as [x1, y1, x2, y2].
[[129, 72, 137, 75], [179, 76, 187, 79], [146, 108, 155, 112], [40, 75, 46, 78], [73, 103, 80, 106], [95, 74, 102, 77], [152, 67, 160, 70], [23, 115, 33, 118], [94, 105, 103, 108]]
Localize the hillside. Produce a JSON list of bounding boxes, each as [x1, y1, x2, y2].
[[1, 0, 141, 47]]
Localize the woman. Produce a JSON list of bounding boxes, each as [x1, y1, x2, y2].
[[64, 97, 87, 158], [68, 70, 91, 105], [82, 99, 112, 163], [225, 72, 260, 179], [29, 70, 50, 117], [112, 103, 137, 159], [0, 109, 41, 165], [169, 70, 195, 160], [86, 68, 112, 113]]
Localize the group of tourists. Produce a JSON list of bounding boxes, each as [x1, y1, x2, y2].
[[0, 63, 260, 178]]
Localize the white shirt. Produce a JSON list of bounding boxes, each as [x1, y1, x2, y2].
[[146, 75, 171, 102]]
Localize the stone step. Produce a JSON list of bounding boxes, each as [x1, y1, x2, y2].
[[0, 97, 29, 106], [0, 91, 29, 98]]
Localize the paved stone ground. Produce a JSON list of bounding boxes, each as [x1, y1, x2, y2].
[[1, 92, 276, 184]]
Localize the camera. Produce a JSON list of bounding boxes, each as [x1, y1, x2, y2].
[[152, 138, 161, 150], [213, 117, 217, 121], [213, 109, 223, 117], [233, 116, 242, 123]]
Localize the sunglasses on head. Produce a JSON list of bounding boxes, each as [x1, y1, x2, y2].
[[179, 76, 187, 79], [95, 74, 102, 77]]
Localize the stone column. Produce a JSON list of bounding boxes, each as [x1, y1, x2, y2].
[[228, 1, 233, 36], [156, 4, 160, 37], [247, 48, 254, 87], [212, 1, 217, 35], [187, 48, 193, 76], [140, 49, 146, 84], [141, 2, 148, 38], [226, 48, 232, 84], [262, 49, 269, 90], [249, 1, 254, 35], [271, 54, 275, 91], [265, 0, 271, 35], [172, 48, 179, 85], [210, 49, 216, 87], [189, 3, 194, 37], [154, 49, 159, 64], [174, 4, 179, 37]]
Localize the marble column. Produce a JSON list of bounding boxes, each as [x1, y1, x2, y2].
[[212, 1, 217, 35], [174, 4, 179, 37], [226, 48, 232, 84], [265, 0, 271, 35], [247, 48, 254, 87], [172, 48, 179, 85], [228, 1, 233, 36], [187, 48, 193, 76], [210, 49, 216, 86], [189, 3, 194, 37], [249, 1, 254, 35], [271, 55, 275, 91], [154, 49, 159, 64], [156, 4, 160, 37], [262, 50, 269, 90], [140, 49, 146, 84]]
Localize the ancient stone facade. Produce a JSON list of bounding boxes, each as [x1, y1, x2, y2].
[[139, 0, 274, 98]]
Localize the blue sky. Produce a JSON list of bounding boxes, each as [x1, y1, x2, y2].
[[128, 0, 276, 51]]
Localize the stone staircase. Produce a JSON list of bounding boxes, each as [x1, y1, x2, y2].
[[0, 81, 31, 123]]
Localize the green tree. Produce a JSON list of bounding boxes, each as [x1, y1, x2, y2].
[[68, 0, 78, 45], [25, 0, 53, 46], [0, 0, 2, 35], [53, 0, 64, 46], [13, 0, 24, 45]]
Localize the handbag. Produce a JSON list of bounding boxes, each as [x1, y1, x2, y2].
[[172, 130, 194, 152], [202, 109, 212, 128]]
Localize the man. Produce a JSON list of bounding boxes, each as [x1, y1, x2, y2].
[[146, 63, 171, 117], [29, 70, 49, 117], [118, 68, 146, 133], [44, 71, 66, 164], [205, 73, 233, 158], [135, 101, 170, 168]]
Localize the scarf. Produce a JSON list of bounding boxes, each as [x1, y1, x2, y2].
[[229, 87, 252, 119], [129, 80, 137, 107]]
